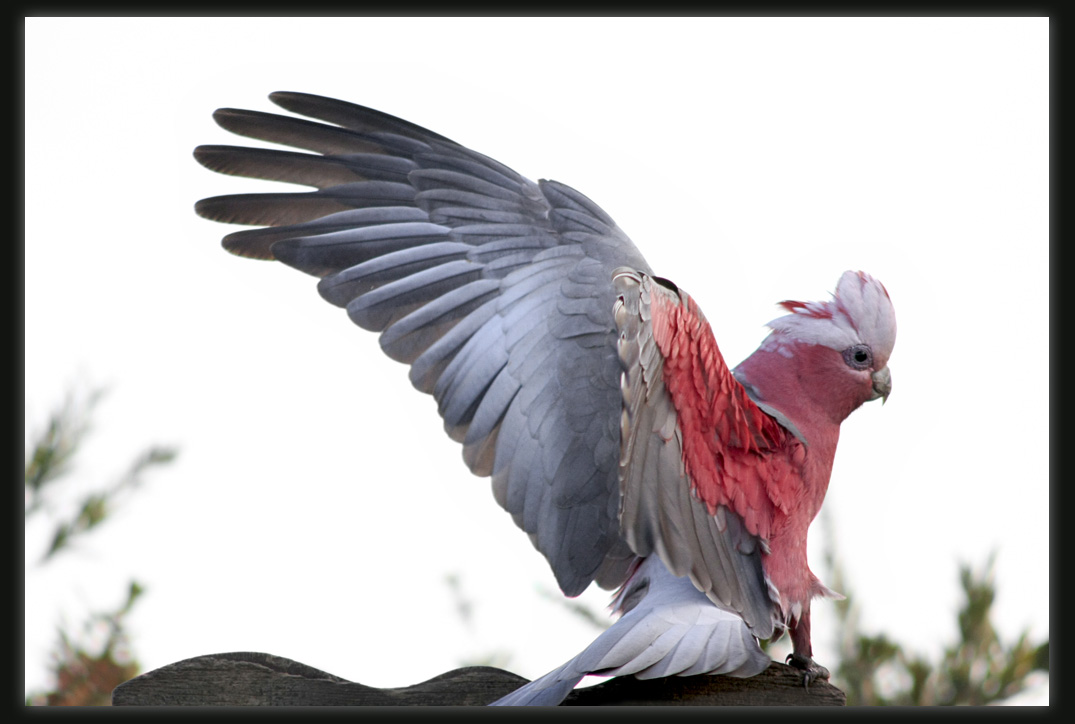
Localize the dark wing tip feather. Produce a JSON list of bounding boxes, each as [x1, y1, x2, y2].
[[210, 106, 395, 156], [269, 91, 458, 145], [194, 192, 357, 228], [192, 144, 221, 170], [191, 198, 278, 260], [220, 229, 279, 261], [210, 107, 270, 137], [193, 144, 372, 189]]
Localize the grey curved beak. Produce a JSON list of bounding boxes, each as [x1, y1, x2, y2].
[[869, 366, 892, 404]]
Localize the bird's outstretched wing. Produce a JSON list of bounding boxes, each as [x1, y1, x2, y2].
[[194, 93, 791, 626], [195, 91, 650, 595]]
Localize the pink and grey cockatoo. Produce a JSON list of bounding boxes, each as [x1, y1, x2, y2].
[[194, 92, 896, 705]]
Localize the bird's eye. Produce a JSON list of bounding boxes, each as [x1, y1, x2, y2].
[[842, 344, 873, 370]]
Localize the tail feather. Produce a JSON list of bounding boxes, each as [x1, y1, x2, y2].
[[489, 556, 770, 706]]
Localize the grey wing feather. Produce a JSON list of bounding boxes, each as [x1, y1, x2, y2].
[[195, 91, 652, 596], [215, 208, 432, 261]]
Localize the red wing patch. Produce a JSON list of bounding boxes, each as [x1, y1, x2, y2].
[[648, 283, 801, 541]]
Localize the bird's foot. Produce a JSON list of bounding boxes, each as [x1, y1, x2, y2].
[[785, 653, 830, 689]]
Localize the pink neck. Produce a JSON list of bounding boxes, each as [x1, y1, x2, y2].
[[733, 342, 848, 611]]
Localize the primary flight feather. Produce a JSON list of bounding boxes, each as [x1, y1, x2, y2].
[[194, 91, 896, 704]]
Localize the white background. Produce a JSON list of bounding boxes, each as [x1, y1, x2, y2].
[[25, 17, 1049, 703]]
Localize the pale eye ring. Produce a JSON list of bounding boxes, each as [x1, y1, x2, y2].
[[843, 344, 873, 370]]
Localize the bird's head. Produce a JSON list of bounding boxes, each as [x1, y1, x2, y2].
[[740, 271, 897, 426]]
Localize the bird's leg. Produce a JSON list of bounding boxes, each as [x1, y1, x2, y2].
[[784, 608, 830, 688]]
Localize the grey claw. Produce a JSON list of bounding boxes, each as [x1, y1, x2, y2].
[[785, 653, 830, 689]]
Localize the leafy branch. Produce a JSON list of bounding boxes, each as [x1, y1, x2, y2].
[[27, 582, 146, 706], [821, 512, 1048, 705], [26, 386, 177, 705], [25, 387, 177, 563]]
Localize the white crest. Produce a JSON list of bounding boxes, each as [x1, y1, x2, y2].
[[762, 271, 896, 365]]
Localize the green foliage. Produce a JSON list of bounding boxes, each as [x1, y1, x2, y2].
[[26, 387, 177, 563], [826, 544, 1049, 705], [24, 388, 104, 518], [26, 582, 146, 706], [25, 386, 177, 706]]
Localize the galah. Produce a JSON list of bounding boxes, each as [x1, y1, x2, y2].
[[194, 91, 896, 704]]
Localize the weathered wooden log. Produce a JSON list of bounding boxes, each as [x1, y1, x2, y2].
[[112, 651, 845, 706]]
